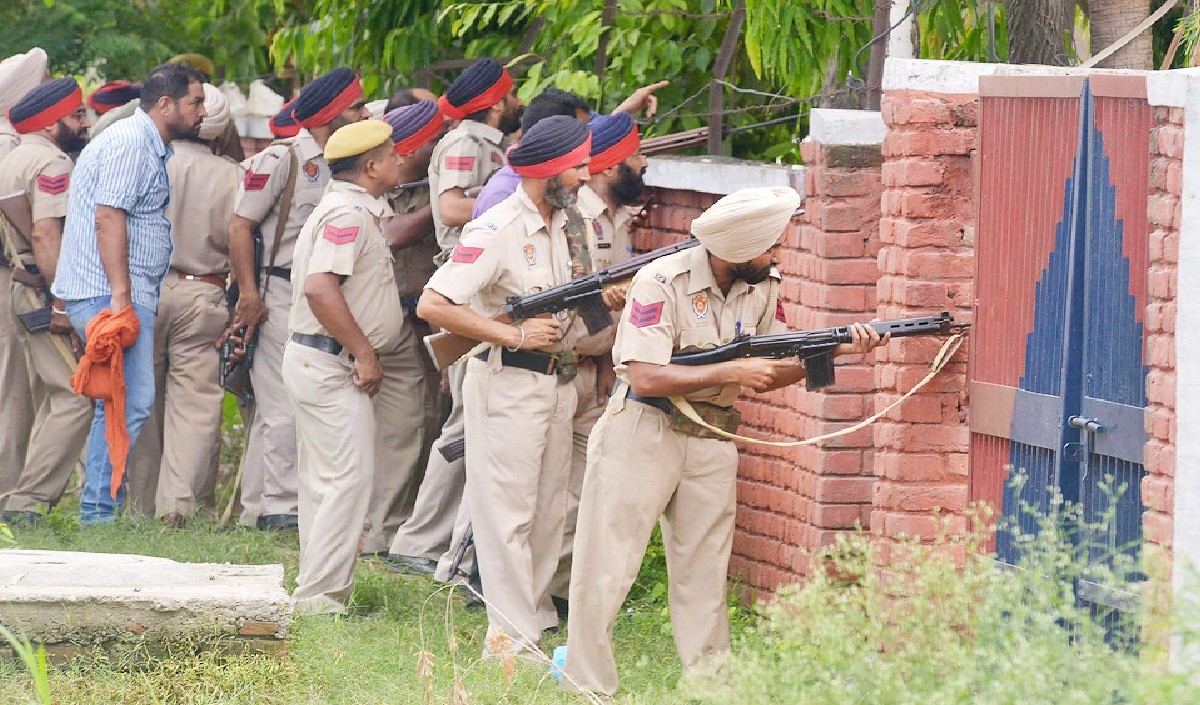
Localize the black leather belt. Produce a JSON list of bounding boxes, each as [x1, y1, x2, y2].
[[475, 348, 558, 375], [267, 266, 291, 280], [291, 332, 343, 356], [624, 384, 672, 414]]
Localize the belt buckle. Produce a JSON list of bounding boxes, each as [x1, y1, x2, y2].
[[554, 350, 577, 381]]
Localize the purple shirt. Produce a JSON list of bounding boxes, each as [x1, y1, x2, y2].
[[471, 164, 521, 219]]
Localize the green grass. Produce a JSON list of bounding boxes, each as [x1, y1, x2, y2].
[[0, 511, 689, 704]]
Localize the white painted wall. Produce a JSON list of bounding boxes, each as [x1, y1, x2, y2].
[[644, 155, 805, 197]]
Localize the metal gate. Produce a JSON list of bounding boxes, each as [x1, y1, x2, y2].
[[970, 75, 1152, 618]]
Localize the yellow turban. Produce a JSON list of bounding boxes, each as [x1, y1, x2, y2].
[[168, 53, 215, 77], [324, 119, 393, 161], [690, 187, 802, 263]]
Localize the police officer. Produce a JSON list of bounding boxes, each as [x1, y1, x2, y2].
[[283, 120, 405, 615], [0, 47, 49, 497], [356, 100, 446, 557], [548, 111, 647, 608], [127, 84, 241, 524], [229, 67, 368, 531], [387, 57, 523, 574], [562, 187, 884, 695], [417, 115, 593, 657], [0, 77, 94, 522]]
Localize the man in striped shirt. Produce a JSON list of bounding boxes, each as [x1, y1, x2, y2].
[[52, 63, 207, 524]]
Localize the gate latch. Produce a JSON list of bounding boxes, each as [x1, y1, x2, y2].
[[1064, 416, 1105, 473]]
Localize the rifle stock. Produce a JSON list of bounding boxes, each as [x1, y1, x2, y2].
[[422, 237, 700, 370]]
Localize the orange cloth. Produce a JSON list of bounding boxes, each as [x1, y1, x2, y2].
[[70, 305, 140, 499]]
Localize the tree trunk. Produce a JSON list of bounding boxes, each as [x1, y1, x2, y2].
[[1089, 0, 1152, 69], [1008, 0, 1076, 64]]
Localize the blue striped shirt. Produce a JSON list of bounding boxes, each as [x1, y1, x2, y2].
[[52, 108, 174, 309]]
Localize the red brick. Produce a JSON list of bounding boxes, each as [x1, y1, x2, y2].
[[815, 203, 865, 232], [1146, 370, 1176, 407], [806, 230, 870, 259], [819, 258, 879, 285], [874, 481, 968, 512], [815, 475, 874, 503], [1148, 194, 1180, 229], [1141, 474, 1173, 513], [892, 96, 954, 125], [875, 452, 949, 482], [886, 128, 974, 157], [1156, 124, 1184, 159], [890, 219, 963, 248], [812, 503, 867, 529], [875, 423, 970, 453], [894, 159, 946, 187], [1143, 511, 1174, 547], [897, 250, 974, 279], [900, 192, 961, 219], [879, 392, 945, 423], [817, 170, 882, 198], [1145, 335, 1175, 369], [884, 513, 941, 540]]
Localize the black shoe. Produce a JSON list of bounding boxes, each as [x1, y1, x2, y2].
[[0, 510, 41, 526], [551, 595, 569, 621], [359, 551, 389, 560], [256, 514, 299, 531], [385, 554, 438, 576]]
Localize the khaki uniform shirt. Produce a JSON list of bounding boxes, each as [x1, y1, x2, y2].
[[166, 140, 242, 275], [426, 185, 586, 354], [388, 183, 437, 302], [0, 132, 72, 266], [428, 120, 505, 263], [0, 118, 19, 164], [613, 244, 786, 407], [288, 179, 404, 353], [234, 129, 329, 269], [572, 185, 637, 358]]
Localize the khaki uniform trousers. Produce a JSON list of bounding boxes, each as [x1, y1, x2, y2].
[[284, 342, 376, 615], [388, 361, 467, 560], [548, 358, 604, 600], [463, 356, 576, 651], [563, 393, 738, 696], [240, 277, 298, 525], [129, 276, 228, 517], [0, 268, 36, 495], [3, 279, 91, 512], [360, 325, 426, 555]]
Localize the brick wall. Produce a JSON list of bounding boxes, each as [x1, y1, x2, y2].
[[872, 90, 975, 552], [1143, 106, 1181, 577]]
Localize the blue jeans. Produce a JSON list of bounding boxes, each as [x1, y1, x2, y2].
[[66, 296, 157, 524]]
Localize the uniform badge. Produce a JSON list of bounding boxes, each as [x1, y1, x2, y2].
[[451, 243, 484, 263], [592, 220, 611, 249], [303, 161, 320, 182], [629, 299, 664, 328], [691, 293, 709, 319], [36, 173, 69, 195], [445, 156, 475, 171], [522, 242, 537, 267], [654, 273, 668, 284], [243, 170, 269, 191], [322, 224, 358, 245]]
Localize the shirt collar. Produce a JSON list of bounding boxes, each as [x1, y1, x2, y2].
[[295, 129, 325, 162], [330, 179, 394, 218], [133, 108, 169, 158], [462, 120, 505, 146], [576, 184, 606, 219], [514, 183, 565, 235]]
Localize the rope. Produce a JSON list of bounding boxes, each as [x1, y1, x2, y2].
[[668, 333, 966, 447], [1080, 0, 1181, 69]]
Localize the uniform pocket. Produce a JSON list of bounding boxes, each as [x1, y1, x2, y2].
[[679, 325, 719, 352], [520, 268, 555, 295]]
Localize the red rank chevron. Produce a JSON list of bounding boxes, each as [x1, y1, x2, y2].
[[322, 224, 359, 245], [243, 170, 270, 191], [775, 298, 786, 323], [36, 173, 69, 195], [450, 243, 484, 263], [445, 156, 475, 171], [628, 299, 664, 328]]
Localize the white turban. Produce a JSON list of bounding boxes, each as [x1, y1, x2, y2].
[[690, 187, 802, 263], [0, 48, 49, 113], [198, 82, 230, 141]]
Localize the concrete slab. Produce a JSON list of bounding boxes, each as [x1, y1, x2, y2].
[[0, 550, 290, 652]]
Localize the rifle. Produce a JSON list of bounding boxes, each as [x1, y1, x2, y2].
[[670, 312, 969, 391], [424, 237, 700, 370]]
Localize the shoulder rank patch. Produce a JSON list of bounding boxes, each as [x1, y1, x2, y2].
[[775, 298, 787, 323], [36, 173, 69, 195], [322, 224, 359, 245], [445, 155, 475, 171], [629, 299, 664, 328], [244, 170, 269, 191], [451, 243, 484, 264]]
